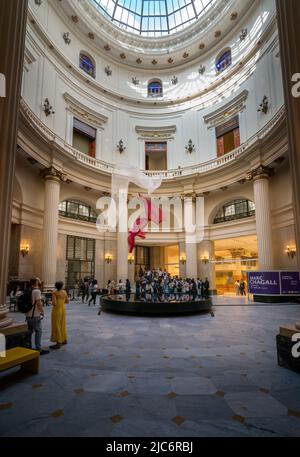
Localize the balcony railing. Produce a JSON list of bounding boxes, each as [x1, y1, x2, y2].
[[20, 99, 285, 180]]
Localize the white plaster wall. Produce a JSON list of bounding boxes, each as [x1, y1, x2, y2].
[[272, 225, 297, 271], [18, 225, 43, 281]]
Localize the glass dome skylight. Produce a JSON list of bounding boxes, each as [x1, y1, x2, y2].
[[90, 0, 216, 37]]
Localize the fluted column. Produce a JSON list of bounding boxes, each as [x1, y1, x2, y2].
[[0, 0, 28, 327], [184, 196, 198, 279], [41, 168, 63, 289], [117, 189, 128, 282], [248, 166, 274, 271], [276, 0, 300, 270]]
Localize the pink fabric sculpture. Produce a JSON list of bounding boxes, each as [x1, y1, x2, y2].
[[128, 197, 163, 253]]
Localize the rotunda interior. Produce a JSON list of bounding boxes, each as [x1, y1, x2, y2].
[[0, 0, 300, 440]]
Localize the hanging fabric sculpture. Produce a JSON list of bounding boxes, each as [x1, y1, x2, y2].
[[108, 163, 163, 252], [128, 196, 163, 253]]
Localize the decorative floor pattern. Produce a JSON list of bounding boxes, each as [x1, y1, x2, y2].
[[0, 298, 300, 437]]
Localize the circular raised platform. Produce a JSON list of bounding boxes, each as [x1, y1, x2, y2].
[[100, 294, 212, 316]]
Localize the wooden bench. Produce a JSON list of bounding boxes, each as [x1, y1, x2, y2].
[[0, 347, 40, 375]]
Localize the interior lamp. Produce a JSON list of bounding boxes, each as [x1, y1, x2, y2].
[[180, 255, 186, 265], [20, 243, 30, 257], [128, 254, 134, 264], [105, 254, 112, 264], [285, 245, 296, 259]]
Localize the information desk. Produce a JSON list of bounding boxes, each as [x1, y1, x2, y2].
[[100, 294, 213, 316]]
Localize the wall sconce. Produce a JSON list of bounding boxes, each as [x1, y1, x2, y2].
[[258, 96, 269, 114], [240, 28, 248, 41], [128, 254, 134, 264], [20, 244, 30, 257], [117, 139, 126, 153], [198, 64, 206, 75], [285, 245, 297, 259], [63, 32, 71, 45], [105, 254, 112, 264], [185, 139, 195, 154], [105, 65, 112, 76], [201, 256, 209, 265], [180, 256, 186, 265], [43, 98, 55, 116]]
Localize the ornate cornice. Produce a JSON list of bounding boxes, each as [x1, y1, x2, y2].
[[64, 92, 108, 129], [203, 90, 249, 129], [24, 45, 36, 72], [246, 165, 274, 182], [135, 125, 177, 140]]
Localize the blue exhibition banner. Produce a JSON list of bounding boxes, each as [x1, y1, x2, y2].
[[248, 271, 281, 295], [280, 271, 300, 295]]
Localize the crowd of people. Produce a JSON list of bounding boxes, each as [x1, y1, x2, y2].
[[8, 269, 211, 355], [77, 269, 211, 304], [134, 269, 210, 302]]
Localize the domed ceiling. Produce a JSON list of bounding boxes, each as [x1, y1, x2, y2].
[[54, 0, 257, 69], [90, 0, 215, 37]]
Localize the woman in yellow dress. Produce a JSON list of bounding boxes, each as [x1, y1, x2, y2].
[[50, 281, 69, 350]]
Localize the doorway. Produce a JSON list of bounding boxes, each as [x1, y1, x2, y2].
[[145, 142, 167, 171], [66, 236, 95, 288], [73, 118, 97, 158], [135, 244, 179, 277], [213, 236, 258, 295]]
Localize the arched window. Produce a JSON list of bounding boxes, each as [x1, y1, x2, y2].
[[215, 48, 232, 73], [59, 200, 97, 223], [79, 52, 96, 78], [148, 79, 163, 98], [213, 199, 255, 224]]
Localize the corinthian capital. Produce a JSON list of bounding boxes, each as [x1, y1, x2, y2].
[[246, 166, 274, 182], [40, 166, 68, 182]]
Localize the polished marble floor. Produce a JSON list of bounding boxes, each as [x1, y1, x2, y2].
[[0, 297, 300, 437]]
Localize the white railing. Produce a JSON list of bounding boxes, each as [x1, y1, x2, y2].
[[20, 99, 285, 180]]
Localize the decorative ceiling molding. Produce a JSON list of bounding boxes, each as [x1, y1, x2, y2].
[[203, 89, 249, 129], [135, 125, 177, 139], [24, 46, 37, 72], [56, 0, 256, 70], [63, 92, 108, 129], [26, 6, 276, 111]]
